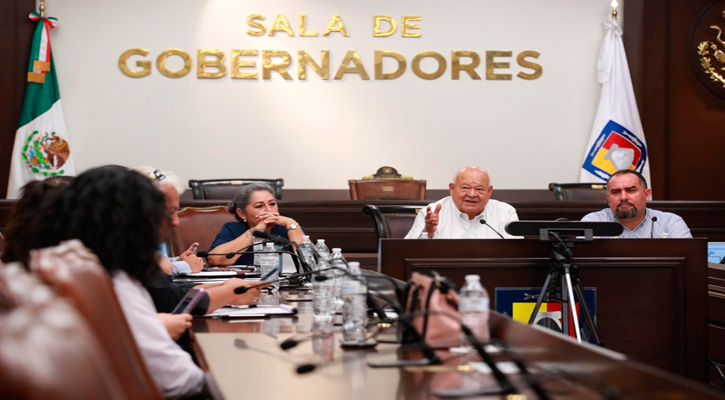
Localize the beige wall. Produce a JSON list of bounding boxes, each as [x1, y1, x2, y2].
[[50, 0, 614, 189]]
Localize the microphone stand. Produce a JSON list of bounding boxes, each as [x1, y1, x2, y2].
[[359, 274, 551, 399]]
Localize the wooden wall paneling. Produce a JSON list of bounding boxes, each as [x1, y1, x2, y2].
[[624, 0, 671, 198], [669, 0, 725, 200], [379, 238, 708, 381], [0, 0, 35, 198]]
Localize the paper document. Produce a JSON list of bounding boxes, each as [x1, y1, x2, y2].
[[204, 304, 298, 318], [184, 271, 237, 278]]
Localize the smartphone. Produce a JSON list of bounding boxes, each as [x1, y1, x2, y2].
[[172, 288, 205, 314]]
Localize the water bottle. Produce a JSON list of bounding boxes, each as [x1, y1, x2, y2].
[[341, 262, 367, 344], [252, 236, 264, 272], [298, 235, 317, 270], [315, 239, 331, 260], [459, 274, 490, 343], [312, 255, 334, 320], [330, 248, 347, 311], [259, 242, 280, 290]]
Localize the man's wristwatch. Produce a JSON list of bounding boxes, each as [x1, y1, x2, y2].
[[287, 223, 299, 231]]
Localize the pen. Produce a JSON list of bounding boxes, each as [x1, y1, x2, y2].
[[260, 268, 278, 281]]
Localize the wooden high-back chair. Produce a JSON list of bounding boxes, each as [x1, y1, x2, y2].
[[29, 240, 163, 400], [349, 166, 426, 200]]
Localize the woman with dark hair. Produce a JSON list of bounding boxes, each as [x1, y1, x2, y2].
[[1, 176, 73, 265], [208, 183, 305, 266], [24, 165, 205, 399]]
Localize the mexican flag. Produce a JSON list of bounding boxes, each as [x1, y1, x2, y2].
[[7, 11, 75, 198]]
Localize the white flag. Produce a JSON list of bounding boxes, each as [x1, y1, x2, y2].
[[7, 11, 75, 198], [580, 18, 650, 186]]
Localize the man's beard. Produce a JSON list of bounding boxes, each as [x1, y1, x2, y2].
[[614, 202, 638, 219]]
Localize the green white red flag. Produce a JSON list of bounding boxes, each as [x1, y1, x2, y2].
[[7, 11, 75, 198]]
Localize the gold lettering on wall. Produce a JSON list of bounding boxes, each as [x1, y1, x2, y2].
[[334, 51, 369, 80], [231, 49, 259, 79], [412, 51, 446, 80], [324, 15, 349, 37], [269, 14, 295, 37], [373, 16, 397, 37], [299, 15, 319, 37], [375, 50, 406, 80], [486, 50, 512, 80], [298, 51, 330, 80], [516, 50, 543, 80], [156, 49, 192, 78], [451, 50, 481, 80], [119, 48, 151, 78], [262, 50, 293, 79], [197, 49, 227, 79], [247, 15, 266, 36], [401, 16, 421, 38]]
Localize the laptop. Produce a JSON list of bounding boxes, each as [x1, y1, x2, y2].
[[708, 242, 725, 264]]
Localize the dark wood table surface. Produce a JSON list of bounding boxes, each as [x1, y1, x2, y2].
[[190, 291, 724, 399]]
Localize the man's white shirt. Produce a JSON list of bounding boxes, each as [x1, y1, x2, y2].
[[405, 197, 520, 239]]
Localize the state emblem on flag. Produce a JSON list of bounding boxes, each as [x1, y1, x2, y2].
[[582, 120, 647, 180], [495, 287, 597, 340], [21, 130, 71, 177]]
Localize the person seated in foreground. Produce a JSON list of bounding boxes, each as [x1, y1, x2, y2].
[[134, 166, 263, 316], [134, 166, 204, 276], [405, 166, 519, 239], [1, 176, 73, 265], [208, 183, 305, 266], [581, 169, 692, 238], [19, 166, 206, 398]]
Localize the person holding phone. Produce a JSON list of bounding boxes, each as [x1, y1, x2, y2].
[[16, 166, 206, 399], [135, 166, 264, 317], [208, 183, 305, 266]]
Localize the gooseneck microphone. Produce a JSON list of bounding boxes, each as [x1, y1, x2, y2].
[[233, 265, 343, 294], [251, 230, 295, 248], [650, 216, 658, 238], [196, 237, 279, 259], [480, 219, 505, 239]]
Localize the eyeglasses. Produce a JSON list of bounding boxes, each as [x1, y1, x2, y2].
[[153, 169, 166, 182]]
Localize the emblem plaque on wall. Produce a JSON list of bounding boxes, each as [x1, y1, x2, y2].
[[691, 0, 725, 98]]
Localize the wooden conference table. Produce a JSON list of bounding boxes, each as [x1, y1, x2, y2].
[[190, 291, 723, 399]]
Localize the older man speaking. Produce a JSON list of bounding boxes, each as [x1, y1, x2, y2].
[[405, 166, 519, 239]]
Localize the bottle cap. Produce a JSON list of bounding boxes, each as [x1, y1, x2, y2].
[[348, 261, 360, 273], [317, 239, 325, 243], [303, 235, 310, 240], [465, 274, 480, 282], [332, 248, 342, 253]]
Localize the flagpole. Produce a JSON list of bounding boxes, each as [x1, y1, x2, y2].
[[40, 0, 45, 18], [611, 0, 618, 21]]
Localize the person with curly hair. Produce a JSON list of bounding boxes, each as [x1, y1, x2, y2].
[[21, 165, 205, 399], [0, 176, 73, 265]]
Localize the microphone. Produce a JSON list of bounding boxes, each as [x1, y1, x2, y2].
[[252, 230, 296, 248], [233, 265, 345, 294], [650, 216, 658, 238], [196, 237, 280, 259], [480, 219, 504, 239]]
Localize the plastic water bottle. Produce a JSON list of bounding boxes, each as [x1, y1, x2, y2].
[[260, 242, 280, 290], [315, 239, 331, 260], [312, 255, 334, 320], [298, 235, 317, 270], [252, 236, 264, 272], [459, 275, 490, 343], [341, 262, 367, 344], [330, 248, 347, 311]]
